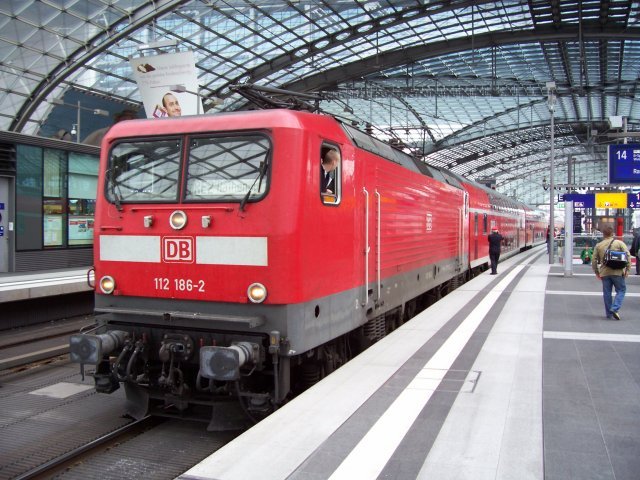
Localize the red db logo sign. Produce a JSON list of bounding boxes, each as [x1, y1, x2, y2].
[[162, 237, 194, 263]]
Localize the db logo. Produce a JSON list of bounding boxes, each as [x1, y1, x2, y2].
[[162, 237, 194, 263]]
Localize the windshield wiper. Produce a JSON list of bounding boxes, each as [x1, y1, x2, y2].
[[107, 168, 124, 212], [239, 159, 268, 212]]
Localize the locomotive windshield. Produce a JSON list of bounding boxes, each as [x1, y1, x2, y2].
[[185, 135, 270, 202], [107, 138, 182, 203], [106, 134, 270, 205]]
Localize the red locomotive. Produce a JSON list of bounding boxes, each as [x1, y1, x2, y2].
[[69, 108, 546, 427]]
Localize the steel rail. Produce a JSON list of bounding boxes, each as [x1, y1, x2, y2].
[[13, 416, 154, 480]]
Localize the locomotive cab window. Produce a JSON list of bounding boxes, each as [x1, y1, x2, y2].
[[185, 134, 270, 203], [106, 138, 182, 204], [320, 144, 341, 205]]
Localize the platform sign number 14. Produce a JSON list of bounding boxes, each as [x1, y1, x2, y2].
[[616, 150, 627, 160]]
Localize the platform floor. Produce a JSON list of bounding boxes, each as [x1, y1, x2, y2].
[[179, 246, 640, 480], [0, 267, 93, 303]]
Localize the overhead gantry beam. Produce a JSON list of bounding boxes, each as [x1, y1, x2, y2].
[[277, 26, 640, 96]]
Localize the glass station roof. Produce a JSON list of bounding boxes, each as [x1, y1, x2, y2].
[[2, 0, 640, 205]]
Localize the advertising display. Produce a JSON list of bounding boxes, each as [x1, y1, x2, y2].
[[44, 215, 63, 247], [69, 216, 94, 245], [130, 51, 202, 118]]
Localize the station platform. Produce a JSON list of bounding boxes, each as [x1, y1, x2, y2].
[[0, 267, 93, 303], [0, 267, 94, 331], [179, 246, 640, 480]]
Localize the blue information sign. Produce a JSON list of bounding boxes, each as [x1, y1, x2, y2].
[[560, 193, 595, 208], [560, 193, 639, 208], [608, 144, 640, 184]]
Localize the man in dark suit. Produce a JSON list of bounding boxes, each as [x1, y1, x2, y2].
[[488, 227, 503, 275], [631, 230, 640, 275]]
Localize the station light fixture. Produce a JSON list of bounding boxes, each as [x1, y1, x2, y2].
[[50, 98, 109, 143]]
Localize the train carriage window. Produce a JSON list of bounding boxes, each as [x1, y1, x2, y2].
[[185, 135, 270, 202], [107, 138, 181, 204], [320, 144, 341, 205], [483, 213, 488, 234]]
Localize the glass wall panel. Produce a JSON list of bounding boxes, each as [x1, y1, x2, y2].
[[68, 152, 98, 198], [16, 145, 43, 250], [68, 152, 98, 246], [15, 145, 98, 251], [44, 149, 65, 197], [43, 149, 66, 247]]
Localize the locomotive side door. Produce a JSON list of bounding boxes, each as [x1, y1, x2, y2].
[[460, 191, 468, 269], [361, 167, 378, 309], [360, 159, 382, 309], [474, 212, 479, 259]]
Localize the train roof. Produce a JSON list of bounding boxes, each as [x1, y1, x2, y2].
[[445, 169, 538, 212], [103, 108, 539, 208], [340, 122, 464, 190], [104, 109, 344, 143]]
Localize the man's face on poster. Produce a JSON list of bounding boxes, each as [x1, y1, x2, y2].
[[162, 93, 182, 117]]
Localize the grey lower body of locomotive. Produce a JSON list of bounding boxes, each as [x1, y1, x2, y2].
[[69, 256, 466, 426]]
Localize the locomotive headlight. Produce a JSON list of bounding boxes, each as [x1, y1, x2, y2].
[[169, 210, 187, 230], [99, 275, 116, 294], [247, 283, 267, 303]]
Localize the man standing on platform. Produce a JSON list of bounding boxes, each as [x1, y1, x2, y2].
[[631, 229, 640, 275], [488, 227, 503, 275], [592, 224, 631, 320]]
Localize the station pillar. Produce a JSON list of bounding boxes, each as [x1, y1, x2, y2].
[[616, 217, 624, 237]]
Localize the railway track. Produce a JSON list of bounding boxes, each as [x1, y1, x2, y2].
[[13, 417, 156, 480], [40, 419, 241, 480], [0, 348, 241, 480], [0, 316, 93, 372]]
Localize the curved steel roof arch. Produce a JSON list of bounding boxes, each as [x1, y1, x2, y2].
[[10, 0, 189, 131], [211, 0, 498, 97], [3, 0, 640, 207]]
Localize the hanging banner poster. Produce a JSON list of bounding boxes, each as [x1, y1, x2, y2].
[[129, 51, 203, 118]]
